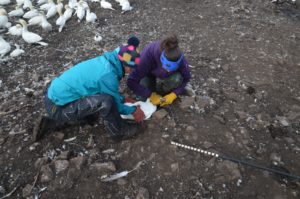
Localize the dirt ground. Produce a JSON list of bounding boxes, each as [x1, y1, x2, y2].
[[0, 0, 300, 198]]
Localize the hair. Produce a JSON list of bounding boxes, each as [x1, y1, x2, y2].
[[160, 33, 182, 61]]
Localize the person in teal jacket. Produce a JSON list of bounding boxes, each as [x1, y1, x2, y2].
[[33, 36, 145, 141]]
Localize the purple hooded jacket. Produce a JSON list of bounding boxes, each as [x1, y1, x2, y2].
[[127, 41, 191, 98]]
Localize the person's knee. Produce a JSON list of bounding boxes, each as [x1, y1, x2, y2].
[[97, 94, 115, 117]]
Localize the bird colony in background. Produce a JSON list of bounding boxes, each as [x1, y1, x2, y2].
[[0, 0, 134, 59]]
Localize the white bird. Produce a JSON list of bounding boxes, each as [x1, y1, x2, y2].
[[41, 13, 52, 31], [7, 24, 22, 36], [0, 9, 8, 28], [120, 0, 132, 13], [10, 44, 24, 57], [23, 0, 32, 9], [37, 0, 47, 5], [100, 0, 115, 10], [76, 1, 85, 22], [68, 0, 77, 9], [86, 8, 97, 23], [19, 19, 48, 46], [40, 0, 55, 11], [8, 6, 24, 17], [94, 33, 102, 43], [0, 36, 11, 57], [0, 0, 10, 5], [16, 0, 25, 6], [55, 6, 65, 32], [28, 13, 43, 26], [46, 2, 58, 18], [23, 6, 39, 19], [63, 5, 73, 21]]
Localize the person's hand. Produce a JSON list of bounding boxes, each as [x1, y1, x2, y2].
[[132, 106, 145, 123], [160, 92, 177, 107], [149, 92, 162, 105], [125, 97, 136, 103]]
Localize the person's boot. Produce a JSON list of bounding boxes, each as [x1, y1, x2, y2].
[[32, 115, 57, 142], [104, 120, 140, 141]]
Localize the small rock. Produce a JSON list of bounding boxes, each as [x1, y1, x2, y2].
[[153, 109, 168, 120], [195, 96, 210, 109], [0, 186, 5, 194], [117, 178, 127, 186], [216, 160, 242, 181], [270, 153, 281, 163], [54, 160, 69, 174], [70, 156, 87, 170], [56, 150, 72, 160], [171, 163, 179, 172], [34, 157, 47, 169], [235, 111, 248, 120], [276, 116, 289, 127], [186, 125, 195, 132], [90, 161, 116, 173], [179, 96, 195, 109], [213, 114, 226, 124], [40, 165, 54, 183], [86, 135, 94, 148], [136, 187, 149, 199], [53, 132, 65, 141], [203, 141, 213, 149], [22, 184, 32, 198]]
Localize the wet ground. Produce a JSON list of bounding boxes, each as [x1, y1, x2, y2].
[[0, 0, 300, 198]]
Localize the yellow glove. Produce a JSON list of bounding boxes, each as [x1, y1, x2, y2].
[[161, 92, 177, 107], [149, 92, 162, 105]]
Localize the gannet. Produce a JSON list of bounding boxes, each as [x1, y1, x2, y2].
[[0, 8, 8, 28], [28, 13, 43, 26], [37, 0, 48, 5], [10, 44, 24, 57], [7, 24, 22, 36], [40, 0, 55, 11], [86, 8, 97, 23], [8, 5, 24, 17], [41, 13, 52, 31], [23, 6, 39, 19], [100, 0, 115, 10], [55, 6, 65, 32], [0, 36, 11, 57], [63, 5, 73, 21], [19, 19, 48, 46], [0, 0, 10, 5], [68, 0, 77, 9], [76, 1, 85, 22], [120, 0, 132, 13], [16, 0, 25, 6], [23, 0, 32, 9]]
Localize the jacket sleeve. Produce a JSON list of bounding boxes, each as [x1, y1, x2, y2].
[[173, 57, 191, 96], [127, 51, 153, 98], [101, 73, 136, 115]]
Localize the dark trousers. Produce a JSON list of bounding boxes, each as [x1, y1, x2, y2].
[[139, 72, 183, 100], [44, 93, 123, 137]]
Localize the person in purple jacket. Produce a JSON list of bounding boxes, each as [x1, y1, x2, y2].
[[127, 34, 191, 106]]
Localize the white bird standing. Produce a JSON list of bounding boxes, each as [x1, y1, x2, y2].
[[7, 24, 22, 36], [28, 13, 43, 26], [16, 0, 25, 6], [76, 1, 85, 22], [63, 4, 73, 21], [23, 0, 32, 9], [100, 0, 115, 10], [68, 0, 77, 9], [41, 13, 52, 31], [37, 0, 47, 5], [86, 8, 97, 23], [8, 6, 24, 17], [55, 6, 65, 32], [19, 19, 48, 46], [10, 44, 24, 57], [0, 0, 10, 5], [0, 9, 8, 28], [46, 1, 58, 18], [23, 6, 39, 19], [40, 0, 55, 11], [0, 36, 11, 57]]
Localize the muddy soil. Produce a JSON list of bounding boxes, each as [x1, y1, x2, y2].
[[0, 0, 300, 198]]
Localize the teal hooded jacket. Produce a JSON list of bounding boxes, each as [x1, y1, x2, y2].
[[47, 48, 136, 115]]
